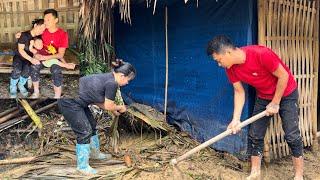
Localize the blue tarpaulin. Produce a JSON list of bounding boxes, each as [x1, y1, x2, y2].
[[115, 0, 257, 158]]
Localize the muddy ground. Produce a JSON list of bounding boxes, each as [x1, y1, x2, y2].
[[0, 73, 79, 98], [0, 101, 319, 180]]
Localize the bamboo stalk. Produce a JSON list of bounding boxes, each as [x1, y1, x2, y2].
[[311, 0, 319, 151], [305, 0, 312, 147], [301, 0, 307, 146], [284, 0, 291, 156], [259, 0, 271, 162], [18, 99, 43, 129], [164, 6, 168, 118]]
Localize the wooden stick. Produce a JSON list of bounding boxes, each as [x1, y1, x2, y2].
[[0, 156, 36, 165], [0, 99, 43, 124], [0, 101, 57, 132], [0, 106, 18, 118], [170, 111, 267, 165]]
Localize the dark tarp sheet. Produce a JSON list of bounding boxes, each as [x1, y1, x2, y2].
[[115, 0, 257, 158]]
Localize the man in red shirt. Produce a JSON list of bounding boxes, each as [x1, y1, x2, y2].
[[207, 35, 303, 180], [30, 9, 68, 98]]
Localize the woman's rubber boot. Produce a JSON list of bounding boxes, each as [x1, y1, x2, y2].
[[18, 76, 29, 97], [76, 143, 97, 175], [9, 78, 19, 98], [90, 134, 112, 160]]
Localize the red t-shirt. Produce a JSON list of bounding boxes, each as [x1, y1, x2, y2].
[[37, 48, 50, 55], [226, 45, 297, 100], [41, 28, 68, 54]]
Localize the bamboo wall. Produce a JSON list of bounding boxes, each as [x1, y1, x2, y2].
[[258, 0, 319, 161], [0, 0, 80, 45]]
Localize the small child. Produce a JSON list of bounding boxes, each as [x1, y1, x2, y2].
[[30, 37, 76, 69]]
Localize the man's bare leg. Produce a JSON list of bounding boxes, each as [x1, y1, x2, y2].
[[57, 62, 76, 69], [30, 81, 40, 98], [53, 85, 62, 99], [292, 156, 304, 180], [246, 156, 261, 180]]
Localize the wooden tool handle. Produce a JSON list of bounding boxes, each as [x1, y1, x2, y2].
[[170, 110, 267, 165]]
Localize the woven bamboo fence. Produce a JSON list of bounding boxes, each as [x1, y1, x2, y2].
[[0, 0, 80, 44], [258, 0, 319, 161]]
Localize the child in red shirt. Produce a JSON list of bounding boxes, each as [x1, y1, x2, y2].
[[30, 37, 75, 70]]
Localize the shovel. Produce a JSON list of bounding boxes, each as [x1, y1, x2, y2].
[[170, 110, 267, 165]]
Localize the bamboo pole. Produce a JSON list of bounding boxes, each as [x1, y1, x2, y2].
[[258, 0, 266, 45], [164, 6, 168, 118], [284, 0, 290, 155], [259, 0, 270, 161], [311, 0, 319, 151], [304, 0, 312, 147]]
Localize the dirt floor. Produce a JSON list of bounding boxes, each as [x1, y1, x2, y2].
[[0, 101, 319, 180], [0, 73, 79, 98]]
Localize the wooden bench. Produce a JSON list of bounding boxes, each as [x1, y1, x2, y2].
[[0, 49, 80, 75]]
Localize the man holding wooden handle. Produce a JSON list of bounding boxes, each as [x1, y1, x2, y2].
[[207, 35, 303, 180]]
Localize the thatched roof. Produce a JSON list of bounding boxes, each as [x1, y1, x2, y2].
[[110, 0, 200, 24]]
